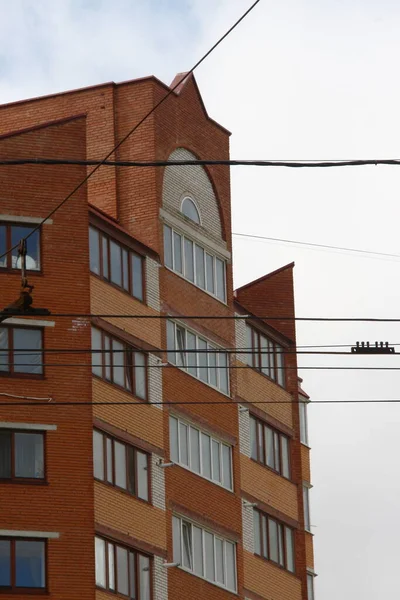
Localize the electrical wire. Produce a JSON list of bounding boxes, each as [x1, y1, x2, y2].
[[233, 232, 400, 260], [1, 364, 399, 370], [3, 348, 396, 356], [0, 0, 261, 265]]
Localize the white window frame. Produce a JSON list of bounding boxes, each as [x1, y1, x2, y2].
[[163, 224, 226, 303], [166, 320, 229, 395], [307, 571, 316, 600], [180, 196, 202, 225], [169, 415, 233, 491], [299, 396, 310, 446], [172, 515, 237, 592], [303, 483, 312, 532]]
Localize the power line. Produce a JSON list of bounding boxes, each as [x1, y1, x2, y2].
[[0, 0, 261, 265], [3, 348, 397, 356], [3, 312, 400, 322], [2, 363, 400, 370], [1, 398, 400, 407], [233, 232, 400, 261], [3, 158, 400, 168]]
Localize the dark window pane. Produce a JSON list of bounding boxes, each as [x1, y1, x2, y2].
[[104, 335, 111, 381], [131, 254, 143, 301], [164, 225, 173, 269], [285, 527, 295, 572], [198, 338, 208, 383], [13, 329, 42, 374], [179, 422, 189, 466], [0, 327, 7, 372], [116, 546, 129, 595], [11, 226, 40, 271], [182, 521, 192, 569], [250, 417, 257, 460], [225, 542, 236, 591], [265, 427, 274, 468], [253, 511, 261, 554], [114, 441, 127, 489], [166, 320, 176, 365], [173, 232, 182, 274], [89, 227, 100, 274], [110, 240, 122, 287], [192, 526, 203, 576], [215, 258, 226, 302], [139, 555, 150, 600], [261, 515, 268, 558], [189, 427, 200, 474], [215, 538, 224, 584], [184, 238, 194, 282], [201, 433, 211, 479], [218, 352, 229, 393], [93, 430, 104, 480], [15, 540, 45, 588], [208, 349, 217, 387], [268, 519, 279, 563], [0, 431, 11, 478], [195, 245, 205, 289], [169, 417, 179, 463], [222, 444, 232, 490], [106, 438, 113, 483], [212, 440, 221, 483], [204, 531, 215, 581], [134, 352, 146, 399], [186, 331, 196, 376], [129, 552, 136, 599], [127, 446, 135, 495], [206, 253, 214, 293], [112, 339, 125, 387], [122, 249, 129, 291], [0, 540, 10, 586], [137, 451, 148, 501], [15, 433, 44, 478], [102, 236, 109, 278], [181, 197, 200, 223], [91, 328, 102, 377], [281, 436, 290, 478], [0, 226, 7, 268]]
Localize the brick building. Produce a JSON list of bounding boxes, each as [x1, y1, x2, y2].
[[0, 72, 315, 600]]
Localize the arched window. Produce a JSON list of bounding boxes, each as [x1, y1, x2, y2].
[[181, 197, 201, 224]]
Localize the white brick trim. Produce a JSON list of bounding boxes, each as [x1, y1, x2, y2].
[[3, 318, 55, 327], [0, 530, 59, 539], [0, 422, 56, 431], [238, 405, 251, 457], [0, 214, 53, 225], [153, 555, 168, 600], [148, 354, 163, 409], [146, 257, 160, 311]]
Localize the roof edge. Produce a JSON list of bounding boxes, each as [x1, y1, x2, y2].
[[235, 262, 295, 294], [0, 113, 87, 141]]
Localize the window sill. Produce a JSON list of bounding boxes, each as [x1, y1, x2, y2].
[[249, 457, 293, 484], [170, 461, 234, 494], [167, 362, 230, 398], [94, 477, 150, 505], [164, 265, 228, 306], [177, 564, 238, 595], [90, 271, 146, 306]]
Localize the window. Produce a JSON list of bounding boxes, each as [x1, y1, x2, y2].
[[167, 321, 229, 394], [253, 509, 295, 573], [95, 536, 150, 600], [169, 416, 232, 490], [0, 430, 44, 481], [303, 485, 311, 532], [163, 225, 226, 302], [89, 227, 144, 301], [299, 398, 309, 445], [0, 538, 46, 589], [307, 573, 315, 600], [0, 327, 43, 375], [245, 324, 285, 387], [172, 516, 236, 592], [93, 430, 149, 501], [181, 197, 201, 224], [91, 327, 147, 399], [249, 415, 290, 478], [0, 223, 40, 271]]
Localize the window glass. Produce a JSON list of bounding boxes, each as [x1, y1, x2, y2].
[[13, 328, 42, 374], [0, 328, 7, 372], [212, 440, 221, 483], [0, 226, 6, 269], [167, 320, 176, 364], [112, 339, 125, 387], [184, 238, 194, 282], [265, 426, 274, 468], [169, 417, 179, 462], [128, 552, 135, 598], [303, 486, 311, 531], [273, 431, 280, 471], [164, 225, 173, 268], [246, 325, 253, 366], [11, 226, 40, 271], [215, 258, 226, 302], [276, 346, 285, 386], [186, 331, 196, 376], [179, 423, 189, 466], [91, 328, 102, 377], [225, 542, 236, 591], [195, 245, 205, 289], [260, 335, 270, 375], [307, 574, 315, 600], [192, 526, 203, 576], [215, 538, 224, 584], [281, 436, 290, 478], [114, 441, 127, 489], [116, 546, 129, 596], [173, 232, 183, 273], [218, 352, 229, 394], [172, 517, 181, 564], [208, 348, 217, 387], [257, 423, 263, 463], [206, 253, 214, 293], [278, 523, 284, 566], [204, 531, 215, 582], [249, 416, 257, 460], [182, 521, 192, 569], [14, 433, 44, 478], [299, 401, 309, 445], [139, 555, 150, 600], [0, 540, 10, 586], [201, 433, 211, 479], [198, 338, 208, 383], [253, 510, 261, 554], [109, 240, 122, 286], [137, 451, 148, 501], [89, 227, 100, 274], [132, 254, 143, 301], [190, 427, 200, 474], [108, 544, 115, 590], [176, 327, 186, 368], [102, 236, 109, 278], [122, 249, 129, 291], [0, 432, 11, 478], [134, 351, 146, 399], [15, 541, 45, 588], [268, 519, 279, 563], [127, 446, 135, 495], [261, 515, 268, 558], [285, 527, 295, 572], [181, 197, 200, 223], [222, 444, 232, 490]]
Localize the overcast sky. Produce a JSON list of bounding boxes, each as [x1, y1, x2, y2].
[[2, 1, 400, 598]]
